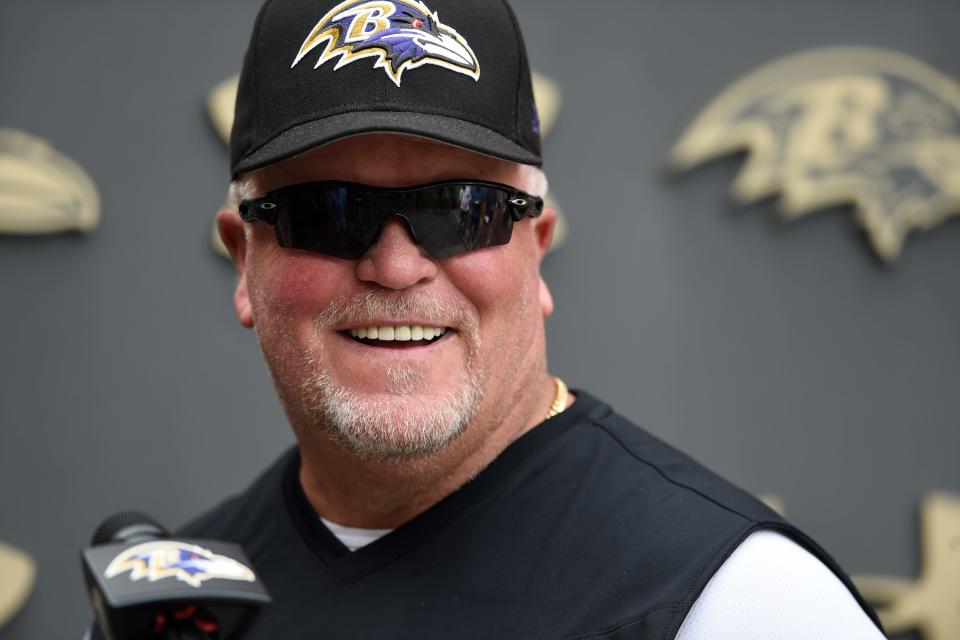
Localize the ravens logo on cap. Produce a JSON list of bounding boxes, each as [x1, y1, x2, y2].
[[292, 0, 480, 87]]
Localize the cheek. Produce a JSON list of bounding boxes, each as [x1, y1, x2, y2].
[[248, 248, 353, 330], [445, 242, 540, 344]]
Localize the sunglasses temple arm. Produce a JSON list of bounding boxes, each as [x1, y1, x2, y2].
[[511, 199, 544, 221]]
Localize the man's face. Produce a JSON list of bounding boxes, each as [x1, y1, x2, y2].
[[222, 134, 555, 458]]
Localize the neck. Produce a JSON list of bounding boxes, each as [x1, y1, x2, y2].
[[296, 370, 560, 529]]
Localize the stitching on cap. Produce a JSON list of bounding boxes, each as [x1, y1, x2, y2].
[[247, 102, 507, 157], [500, 0, 524, 142], [238, 111, 537, 171]]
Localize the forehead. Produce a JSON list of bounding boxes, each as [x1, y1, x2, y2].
[[248, 133, 522, 194]]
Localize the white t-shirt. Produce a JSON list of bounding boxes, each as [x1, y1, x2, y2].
[[675, 529, 885, 639]]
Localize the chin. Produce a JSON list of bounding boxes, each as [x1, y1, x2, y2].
[[301, 364, 485, 460]]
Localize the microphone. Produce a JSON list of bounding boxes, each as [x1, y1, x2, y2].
[[81, 511, 271, 639]]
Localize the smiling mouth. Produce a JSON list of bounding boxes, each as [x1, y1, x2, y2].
[[343, 325, 451, 349]]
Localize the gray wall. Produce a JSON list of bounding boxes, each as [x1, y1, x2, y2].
[[1, 1, 957, 638]]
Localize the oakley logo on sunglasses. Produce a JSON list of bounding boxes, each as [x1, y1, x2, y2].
[[239, 180, 543, 260], [292, 0, 480, 87]]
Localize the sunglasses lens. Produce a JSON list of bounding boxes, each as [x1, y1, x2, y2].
[[275, 186, 379, 259], [412, 184, 514, 259]]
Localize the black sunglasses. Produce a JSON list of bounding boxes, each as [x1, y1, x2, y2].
[[238, 180, 544, 260]]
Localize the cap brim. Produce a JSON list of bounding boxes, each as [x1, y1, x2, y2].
[[232, 111, 542, 178]]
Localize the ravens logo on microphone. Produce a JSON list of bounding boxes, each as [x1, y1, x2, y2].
[[292, 0, 480, 86], [669, 47, 960, 262], [104, 541, 255, 589]]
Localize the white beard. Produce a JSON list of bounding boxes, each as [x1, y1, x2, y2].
[[303, 361, 483, 459], [296, 290, 486, 459]]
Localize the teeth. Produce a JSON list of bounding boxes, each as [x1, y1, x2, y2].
[[349, 325, 447, 342]]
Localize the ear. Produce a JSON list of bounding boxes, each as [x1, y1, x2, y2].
[[532, 205, 557, 260], [533, 206, 557, 317], [216, 209, 255, 329]]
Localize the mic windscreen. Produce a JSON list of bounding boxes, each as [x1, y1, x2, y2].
[[91, 511, 169, 546]]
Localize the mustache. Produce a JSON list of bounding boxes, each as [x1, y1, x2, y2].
[[312, 290, 479, 336]]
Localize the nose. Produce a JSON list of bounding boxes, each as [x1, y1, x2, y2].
[[355, 216, 439, 289]]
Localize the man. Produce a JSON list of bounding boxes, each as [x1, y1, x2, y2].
[[93, 0, 887, 637]]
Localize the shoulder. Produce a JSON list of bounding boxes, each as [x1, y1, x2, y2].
[[676, 530, 887, 639], [567, 392, 783, 526], [554, 392, 881, 635], [177, 447, 298, 546]]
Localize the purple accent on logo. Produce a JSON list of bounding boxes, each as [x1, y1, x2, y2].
[[306, 2, 478, 79], [125, 549, 206, 576], [359, 26, 430, 66], [315, 3, 438, 73], [530, 100, 540, 136]]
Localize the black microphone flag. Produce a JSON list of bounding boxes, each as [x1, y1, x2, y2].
[[81, 511, 271, 639]]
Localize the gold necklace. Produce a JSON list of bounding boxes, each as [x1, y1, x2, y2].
[[546, 376, 569, 420]]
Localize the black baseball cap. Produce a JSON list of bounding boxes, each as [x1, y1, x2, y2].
[[230, 0, 542, 178]]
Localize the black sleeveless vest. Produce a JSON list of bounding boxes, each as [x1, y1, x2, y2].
[[96, 391, 881, 639]]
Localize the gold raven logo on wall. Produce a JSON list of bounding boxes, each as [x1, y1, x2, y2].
[[0, 541, 35, 629], [669, 47, 960, 262], [0, 129, 100, 235]]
